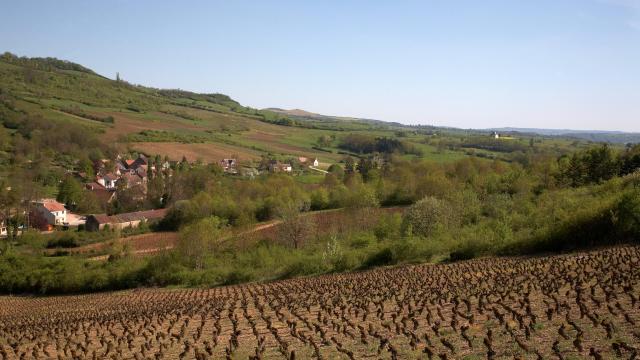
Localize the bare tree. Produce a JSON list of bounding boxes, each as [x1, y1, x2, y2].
[[277, 201, 315, 249]]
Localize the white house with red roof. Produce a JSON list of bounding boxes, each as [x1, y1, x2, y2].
[[33, 199, 68, 226]]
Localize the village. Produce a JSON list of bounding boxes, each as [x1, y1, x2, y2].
[[0, 154, 323, 238]]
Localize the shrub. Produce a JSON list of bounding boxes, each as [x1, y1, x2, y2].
[[615, 189, 640, 238], [402, 196, 457, 237], [373, 213, 402, 241], [46, 234, 79, 249], [361, 247, 394, 269]]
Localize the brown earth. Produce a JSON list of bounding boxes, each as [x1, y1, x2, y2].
[[2, 245, 639, 359], [131, 142, 262, 163]]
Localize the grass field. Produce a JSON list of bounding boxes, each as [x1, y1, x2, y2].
[[2, 245, 639, 359]]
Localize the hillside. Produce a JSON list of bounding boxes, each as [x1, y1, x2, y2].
[[0, 52, 455, 166], [2, 52, 622, 172]]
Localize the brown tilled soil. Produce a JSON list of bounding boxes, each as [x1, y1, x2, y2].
[[56, 232, 180, 259], [2, 245, 640, 359], [131, 142, 262, 163]]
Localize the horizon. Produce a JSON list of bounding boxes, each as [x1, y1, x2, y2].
[[1, 0, 639, 132]]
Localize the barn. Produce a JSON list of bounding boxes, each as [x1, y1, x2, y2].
[[85, 209, 167, 232]]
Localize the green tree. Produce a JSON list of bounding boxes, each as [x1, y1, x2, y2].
[[177, 216, 227, 270], [327, 164, 344, 178], [345, 183, 379, 209], [310, 188, 330, 210], [57, 177, 83, 210], [402, 196, 457, 237], [615, 189, 640, 237]]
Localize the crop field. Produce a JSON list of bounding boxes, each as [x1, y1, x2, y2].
[[131, 142, 263, 163], [52, 232, 180, 259], [1, 245, 639, 359]]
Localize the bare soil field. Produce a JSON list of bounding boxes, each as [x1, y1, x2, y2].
[[240, 207, 405, 246], [61, 232, 180, 259], [2, 245, 639, 359], [131, 142, 262, 163]]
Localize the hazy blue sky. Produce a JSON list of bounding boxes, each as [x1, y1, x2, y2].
[[1, 0, 639, 131]]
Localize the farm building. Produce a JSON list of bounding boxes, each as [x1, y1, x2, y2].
[[220, 158, 237, 173], [85, 208, 167, 232], [268, 160, 292, 173], [299, 157, 320, 167]]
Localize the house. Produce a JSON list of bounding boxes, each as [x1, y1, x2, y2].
[[120, 171, 147, 190], [268, 160, 292, 173], [85, 208, 168, 232], [492, 131, 500, 139], [33, 199, 67, 226], [85, 182, 116, 205], [115, 161, 128, 176], [220, 158, 237, 173], [129, 154, 148, 171], [160, 160, 172, 171], [298, 157, 319, 167], [96, 173, 118, 190], [0, 217, 7, 237]]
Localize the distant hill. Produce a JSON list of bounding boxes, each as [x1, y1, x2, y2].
[[264, 108, 321, 118], [263, 107, 432, 131], [489, 127, 640, 144]]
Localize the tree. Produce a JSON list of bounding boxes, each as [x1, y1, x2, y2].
[[327, 164, 344, 178], [76, 191, 102, 214], [621, 144, 640, 176], [344, 156, 355, 174], [583, 144, 619, 184], [310, 188, 329, 210], [57, 177, 83, 210], [277, 201, 315, 249], [402, 196, 457, 237], [615, 189, 640, 237], [317, 135, 334, 147], [0, 126, 9, 151], [0, 181, 19, 241], [345, 183, 379, 210], [177, 216, 227, 270]]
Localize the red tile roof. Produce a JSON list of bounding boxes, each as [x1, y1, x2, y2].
[[90, 209, 167, 225], [41, 201, 66, 212]]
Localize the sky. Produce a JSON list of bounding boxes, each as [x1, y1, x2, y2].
[[1, 0, 639, 132]]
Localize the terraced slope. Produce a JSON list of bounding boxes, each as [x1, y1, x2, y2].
[[1, 245, 639, 359]]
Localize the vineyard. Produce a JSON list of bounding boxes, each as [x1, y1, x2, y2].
[[1, 246, 640, 359]]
